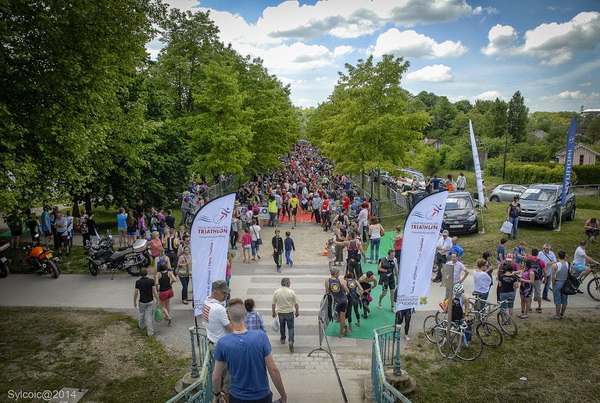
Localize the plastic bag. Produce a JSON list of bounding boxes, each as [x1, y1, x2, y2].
[[270, 317, 280, 332], [154, 306, 164, 322], [500, 220, 513, 234]]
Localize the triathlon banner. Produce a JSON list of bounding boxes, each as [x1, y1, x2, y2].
[[395, 191, 448, 312], [469, 120, 486, 208], [560, 117, 577, 207], [191, 192, 236, 316]]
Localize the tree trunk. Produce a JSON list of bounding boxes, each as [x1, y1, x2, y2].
[[84, 194, 92, 214], [72, 197, 80, 217]]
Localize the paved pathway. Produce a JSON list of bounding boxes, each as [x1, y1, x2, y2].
[[2, 217, 600, 402]]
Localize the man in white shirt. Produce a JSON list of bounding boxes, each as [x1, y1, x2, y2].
[[573, 240, 599, 281], [202, 280, 233, 395], [433, 230, 452, 282], [357, 204, 370, 243], [446, 253, 469, 299], [272, 278, 300, 353], [539, 243, 557, 301]]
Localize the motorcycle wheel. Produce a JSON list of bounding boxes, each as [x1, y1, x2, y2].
[[126, 264, 141, 276], [0, 262, 9, 278], [142, 252, 151, 268], [48, 260, 60, 279], [88, 260, 99, 276]]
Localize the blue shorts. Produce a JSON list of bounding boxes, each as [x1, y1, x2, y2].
[[499, 291, 515, 309], [573, 263, 587, 274], [553, 280, 568, 305], [127, 231, 138, 236]]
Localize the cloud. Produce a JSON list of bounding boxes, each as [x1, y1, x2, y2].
[[541, 91, 600, 100], [333, 45, 354, 57], [473, 90, 503, 101], [372, 28, 467, 58], [242, 42, 337, 74], [580, 82, 592, 87], [481, 12, 600, 65], [406, 64, 454, 82], [481, 24, 518, 56]]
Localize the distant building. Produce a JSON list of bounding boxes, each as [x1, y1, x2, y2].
[[529, 129, 548, 140], [555, 143, 600, 165], [423, 138, 442, 149]]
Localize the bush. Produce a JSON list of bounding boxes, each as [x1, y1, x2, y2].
[[572, 165, 600, 185], [487, 161, 577, 184]]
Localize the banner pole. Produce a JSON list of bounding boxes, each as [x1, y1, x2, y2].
[[555, 206, 563, 232], [479, 205, 486, 234]]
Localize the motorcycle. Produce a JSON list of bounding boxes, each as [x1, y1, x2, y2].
[[87, 236, 151, 278], [25, 235, 60, 278], [0, 240, 10, 278]]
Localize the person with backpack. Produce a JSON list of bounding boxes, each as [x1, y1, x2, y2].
[[529, 249, 547, 313], [377, 249, 398, 312], [550, 250, 572, 320], [448, 283, 469, 323], [498, 260, 520, 317]]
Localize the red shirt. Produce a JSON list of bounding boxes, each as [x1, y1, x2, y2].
[[322, 199, 330, 212], [342, 197, 350, 212]]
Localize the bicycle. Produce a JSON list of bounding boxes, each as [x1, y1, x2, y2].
[[578, 264, 600, 301], [467, 296, 517, 337], [432, 318, 483, 361], [467, 296, 503, 348]]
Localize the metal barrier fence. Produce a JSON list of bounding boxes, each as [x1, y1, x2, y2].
[[573, 184, 600, 197], [371, 325, 412, 403], [166, 326, 213, 403], [205, 175, 238, 200]]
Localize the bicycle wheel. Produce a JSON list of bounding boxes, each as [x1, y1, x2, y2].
[[497, 311, 518, 337], [436, 328, 457, 359], [453, 327, 483, 361], [423, 315, 440, 343], [587, 277, 600, 301], [476, 322, 503, 348]]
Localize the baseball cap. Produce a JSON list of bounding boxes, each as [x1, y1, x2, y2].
[[442, 230, 449, 236], [212, 280, 231, 293], [505, 253, 514, 261]]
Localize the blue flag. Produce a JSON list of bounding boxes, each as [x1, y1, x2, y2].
[[561, 117, 577, 207]]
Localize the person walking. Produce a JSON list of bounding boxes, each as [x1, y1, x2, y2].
[[393, 226, 403, 267], [456, 172, 466, 191], [241, 228, 252, 263], [250, 219, 262, 261], [506, 196, 521, 240], [244, 298, 266, 333], [133, 267, 159, 337], [326, 267, 349, 337], [212, 299, 288, 403], [272, 278, 299, 353], [154, 261, 177, 325], [344, 271, 363, 330], [176, 246, 191, 304], [202, 280, 233, 398], [267, 195, 278, 227], [284, 231, 295, 267], [334, 231, 366, 279], [377, 249, 398, 312], [272, 229, 284, 272]]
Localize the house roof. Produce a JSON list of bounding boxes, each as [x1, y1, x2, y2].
[[555, 143, 600, 156], [424, 138, 441, 144]]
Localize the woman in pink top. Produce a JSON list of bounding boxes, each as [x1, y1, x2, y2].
[[518, 259, 535, 319], [150, 231, 162, 260], [241, 228, 252, 263]]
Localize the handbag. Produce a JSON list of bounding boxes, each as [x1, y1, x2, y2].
[[270, 317, 280, 332], [380, 226, 385, 237], [252, 226, 263, 245], [154, 306, 165, 322], [500, 220, 513, 234]]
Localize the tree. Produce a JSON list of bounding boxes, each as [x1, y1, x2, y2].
[[507, 91, 529, 143], [308, 55, 429, 178], [0, 0, 165, 213]]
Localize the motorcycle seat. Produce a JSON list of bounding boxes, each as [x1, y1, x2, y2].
[[110, 247, 133, 261]]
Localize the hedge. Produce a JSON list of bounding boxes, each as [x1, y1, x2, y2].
[[572, 165, 600, 185], [485, 159, 579, 184]]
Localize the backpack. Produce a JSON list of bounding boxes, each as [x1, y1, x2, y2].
[[451, 297, 464, 322], [531, 259, 544, 281]]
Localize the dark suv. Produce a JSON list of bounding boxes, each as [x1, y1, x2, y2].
[[517, 184, 576, 229]]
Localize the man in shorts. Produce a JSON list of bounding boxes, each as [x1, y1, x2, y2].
[[573, 240, 599, 285], [288, 193, 299, 229], [326, 268, 349, 337], [40, 206, 53, 247]]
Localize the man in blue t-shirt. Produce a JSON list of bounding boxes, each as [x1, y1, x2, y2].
[[212, 299, 287, 403], [431, 175, 443, 192]]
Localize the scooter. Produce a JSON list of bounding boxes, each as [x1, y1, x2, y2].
[[25, 234, 60, 278], [0, 241, 10, 278]]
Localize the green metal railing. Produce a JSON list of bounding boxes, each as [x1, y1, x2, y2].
[[371, 325, 411, 403], [166, 326, 213, 403]]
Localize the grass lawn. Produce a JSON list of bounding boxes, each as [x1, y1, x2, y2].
[[404, 308, 600, 402], [0, 308, 188, 402]]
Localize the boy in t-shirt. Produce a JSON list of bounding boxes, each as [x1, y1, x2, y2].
[[284, 231, 295, 267]]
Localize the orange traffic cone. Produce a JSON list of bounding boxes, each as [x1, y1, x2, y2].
[[323, 243, 328, 256]]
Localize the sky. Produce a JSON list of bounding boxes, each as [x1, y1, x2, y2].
[[148, 0, 600, 113]]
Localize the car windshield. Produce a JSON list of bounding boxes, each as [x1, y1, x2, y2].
[[445, 196, 473, 210], [521, 188, 557, 202]]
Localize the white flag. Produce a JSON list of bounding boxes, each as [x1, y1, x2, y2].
[[469, 120, 486, 207], [191, 193, 235, 316]]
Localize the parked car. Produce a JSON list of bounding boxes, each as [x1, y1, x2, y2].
[[442, 192, 478, 235], [489, 184, 527, 202], [372, 170, 394, 186], [396, 168, 426, 191], [517, 184, 576, 229]]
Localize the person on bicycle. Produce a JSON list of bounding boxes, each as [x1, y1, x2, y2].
[[573, 240, 599, 285]]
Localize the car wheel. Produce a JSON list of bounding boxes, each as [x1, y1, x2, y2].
[[567, 207, 576, 221], [549, 214, 558, 230], [490, 196, 500, 202]]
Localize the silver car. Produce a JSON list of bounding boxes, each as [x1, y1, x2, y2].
[[489, 184, 527, 202]]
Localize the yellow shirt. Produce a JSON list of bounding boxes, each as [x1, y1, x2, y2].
[[272, 286, 298, 313], [289, 197, 299, 209]]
